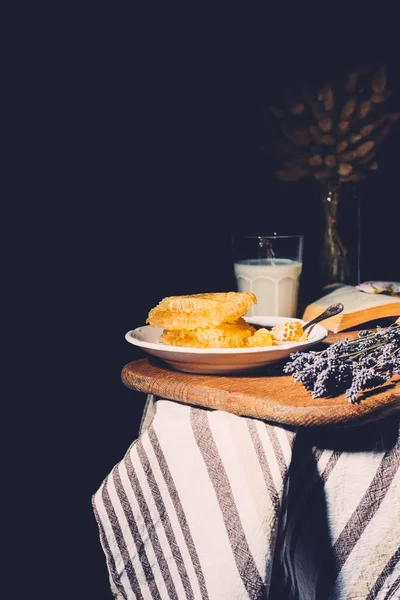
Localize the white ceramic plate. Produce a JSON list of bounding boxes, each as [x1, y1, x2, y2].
[[125, 316, 328, 375]]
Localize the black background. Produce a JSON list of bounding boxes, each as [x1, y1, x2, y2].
[[8, 4, 400, 598]]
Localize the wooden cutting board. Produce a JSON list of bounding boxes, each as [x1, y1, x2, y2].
[[121, 339, 400, 428]]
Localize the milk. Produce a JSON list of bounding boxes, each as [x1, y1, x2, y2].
[[234, 258, 303, 317]]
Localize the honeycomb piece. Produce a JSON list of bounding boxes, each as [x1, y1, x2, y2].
[[271, 320, 307, 342], [147, 292, 257, 330], [246, 328, 274, 347], [159, 318, 256, 348]]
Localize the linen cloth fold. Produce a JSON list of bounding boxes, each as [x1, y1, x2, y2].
[[93, 396, 400, 600]]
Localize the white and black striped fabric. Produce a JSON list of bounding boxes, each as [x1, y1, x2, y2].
[[93, 396, 400, 599]]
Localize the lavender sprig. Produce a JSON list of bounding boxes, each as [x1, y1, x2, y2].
[[283, 323, 400, 403]]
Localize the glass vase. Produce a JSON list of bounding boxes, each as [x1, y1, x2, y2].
[[320, 182, 354, 288]]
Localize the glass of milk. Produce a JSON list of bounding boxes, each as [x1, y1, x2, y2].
[[232, 234, 304, 317]]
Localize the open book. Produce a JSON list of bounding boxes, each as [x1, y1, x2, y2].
[[302, 285, 400, 332]]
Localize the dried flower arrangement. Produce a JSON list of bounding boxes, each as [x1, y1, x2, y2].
[[260, 64, 399, 184], [259, 64, 399, 286]]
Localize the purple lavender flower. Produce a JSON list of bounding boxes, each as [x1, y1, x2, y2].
[[284, 323, 400, 403]]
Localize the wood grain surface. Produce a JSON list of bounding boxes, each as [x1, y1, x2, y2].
[[121, 331, 400, 427]]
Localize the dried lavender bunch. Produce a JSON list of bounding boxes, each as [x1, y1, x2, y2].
[[283, 323, 400, 403]]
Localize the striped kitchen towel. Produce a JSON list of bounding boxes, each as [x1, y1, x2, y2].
[[93, 396, 400, 600]]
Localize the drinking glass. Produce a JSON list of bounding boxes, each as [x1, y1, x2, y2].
[[232, 234, 304, 317]]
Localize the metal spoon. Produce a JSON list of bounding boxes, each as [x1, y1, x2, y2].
[[302, 302, 344, 333], [251, 302, 344, 333]]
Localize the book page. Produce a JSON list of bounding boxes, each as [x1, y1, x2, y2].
[[311, 285, 400, 314]]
